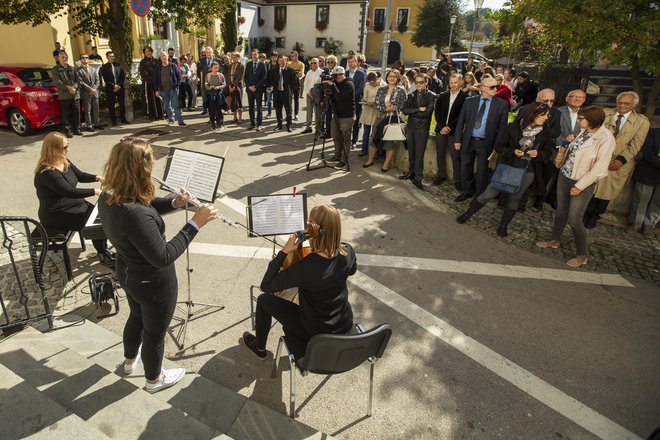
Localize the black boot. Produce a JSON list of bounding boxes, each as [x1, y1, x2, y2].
[[497, 208, 517, 237], [457, 199, 485, 224]]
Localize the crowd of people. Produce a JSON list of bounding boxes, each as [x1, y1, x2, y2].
[[49, 42, 657, 259]]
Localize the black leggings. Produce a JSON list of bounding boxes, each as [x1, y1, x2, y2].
[[42, 202, 107, 254], [118, 264, 178, 380], [255, 293, 309, 357]]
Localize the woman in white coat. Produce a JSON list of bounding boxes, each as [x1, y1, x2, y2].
[[536, 106, 615, 267]]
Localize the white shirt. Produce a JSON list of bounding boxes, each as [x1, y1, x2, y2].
[[568, 107, 579, 131], [303, 68, 323, 95], [616, 111, 632, 132], [446, 90, 460, 125]]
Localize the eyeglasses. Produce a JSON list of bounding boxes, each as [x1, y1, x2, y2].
[[327, 61, 336, 64], [567, 95, 585, 99], [542, 99, 555, 103], [414, 81, 426, 85], [484, 85, 498, 90]]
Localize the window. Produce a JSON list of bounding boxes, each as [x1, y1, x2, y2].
[[275, 37, 286, 48], [153, 21, 168, 39], [0, 72, 10, 86], [397, 8, 409, 27], [373, 8, 385, 26], [316, 38, 327, 48], [275, 6, 287, 24], [237, 2, 241, 17], [316, 5, 330, 25]]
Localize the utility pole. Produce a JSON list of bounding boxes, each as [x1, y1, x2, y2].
[[380, 0, 393, 78]]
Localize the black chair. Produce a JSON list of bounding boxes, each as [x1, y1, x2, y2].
[[271, 323, 392, 418], [30, 227, 85, 281]]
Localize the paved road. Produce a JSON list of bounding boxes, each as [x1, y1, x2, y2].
[[1, 110, 658, 440]]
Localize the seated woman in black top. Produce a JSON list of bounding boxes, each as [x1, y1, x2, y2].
[[33, 132, 114, 265], [243, 204, 358, 360], [98, 138, 218, 393], [456, 103, 554, 237]]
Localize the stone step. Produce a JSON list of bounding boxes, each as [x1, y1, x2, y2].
[[0, 326, 225, 439], [0, 361, 112, 440], [35, 314, 330, 440]]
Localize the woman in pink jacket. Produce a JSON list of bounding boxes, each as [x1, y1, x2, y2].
[[536, 106, 615, 267]]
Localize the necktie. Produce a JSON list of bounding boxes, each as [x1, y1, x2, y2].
[[614, 113, 623, 136], [473, 98, 488, 129], [112, 64, 117, 83], [253, 62, 257, 75], [279, 68, 284, 91]]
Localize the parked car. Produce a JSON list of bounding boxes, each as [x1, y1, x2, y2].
[[428, 52, 489, 71], [0, 65, 61, 136]]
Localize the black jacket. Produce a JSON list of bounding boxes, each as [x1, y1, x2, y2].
[[434, 90, 467, 134], [330, 79, 355, 118], [99, 62, 125, 90], [267, 65, 297, 98], [402, 89, 437, 131], [633, 128, 660, 186], [34, 162, 96, 229]]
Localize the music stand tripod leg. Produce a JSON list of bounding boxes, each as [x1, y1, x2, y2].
[[169, 203, 225, 350]]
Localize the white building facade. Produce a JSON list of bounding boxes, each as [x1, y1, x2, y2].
[[238, 0, 369, 57]]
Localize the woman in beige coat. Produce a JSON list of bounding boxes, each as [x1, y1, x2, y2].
[[536, 106, 615, 267], [358, 72, 384, 157]]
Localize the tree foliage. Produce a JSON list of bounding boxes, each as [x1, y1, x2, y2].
[[411, 0, 465, 52], [220, 1, 237, 53], [324, 37, 343, 55]]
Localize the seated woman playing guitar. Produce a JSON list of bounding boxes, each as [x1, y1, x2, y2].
[[242, 204, 357, 360]]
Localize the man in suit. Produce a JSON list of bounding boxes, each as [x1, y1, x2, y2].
[[99, 51, 127, 126], [77, 53, 102, 131], [346, 54, 366, 148], [245, 49, 267, 131], [583, 91, 651, 228], [433, 73, 467, 188], [139, 46, 164, 121], [52, 51, 81, 137], [267, 54, 297, 132], [199, 46, 221, 116], [453, 77, 509, 201]]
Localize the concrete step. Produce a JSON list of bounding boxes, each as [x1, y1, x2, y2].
[[0, 326, 224, 439], [0, 361, 112, 440], [35, 314, 330, 440]]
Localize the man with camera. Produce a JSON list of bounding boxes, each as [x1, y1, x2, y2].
[[323, 66, 355, 170]]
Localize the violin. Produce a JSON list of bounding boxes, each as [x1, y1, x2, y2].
[[280, 223, 321, 269]]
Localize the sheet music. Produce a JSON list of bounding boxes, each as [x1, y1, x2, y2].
[[164, 148, 224, 203], [248, 194, 307, 236]]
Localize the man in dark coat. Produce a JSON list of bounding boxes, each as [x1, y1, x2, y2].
[[99, 51, 127, 126], [267, 54, 297, 132], [245, 49, 268, 131]]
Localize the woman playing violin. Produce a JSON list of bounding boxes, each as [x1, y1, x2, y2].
[[242, 204, 357, 360]]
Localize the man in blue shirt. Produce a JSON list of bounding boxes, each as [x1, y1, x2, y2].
[[453, 77, 509, 201]]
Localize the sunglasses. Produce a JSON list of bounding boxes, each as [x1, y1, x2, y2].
[[484, 85, 498, 90], [414, 81, 426, 84], [63, 145, 69, 150], [542, 99, 555, 103], [311, 62, 318, 64]]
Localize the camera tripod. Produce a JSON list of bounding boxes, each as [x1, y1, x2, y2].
[[306, 94, 350, 172]]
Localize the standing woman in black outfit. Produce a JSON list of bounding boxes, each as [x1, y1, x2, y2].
[[98, 138, 218, 393], [34, 132, 114, 265], [456, 103, 554, 236], [243, 204, 357, 360]]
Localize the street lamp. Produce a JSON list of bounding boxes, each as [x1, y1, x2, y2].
[[469, 0, 484, 57], [447, 14, 457, 54]]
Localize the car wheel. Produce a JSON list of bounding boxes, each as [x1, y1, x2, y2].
[[9, 109, 33, 136]]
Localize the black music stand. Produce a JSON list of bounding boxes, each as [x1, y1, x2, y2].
[[161, 147, 226, 350]]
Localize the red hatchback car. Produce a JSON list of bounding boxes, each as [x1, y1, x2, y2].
[[0, 64, 61, 136]]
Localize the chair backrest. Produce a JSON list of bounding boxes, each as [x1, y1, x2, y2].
[[300, 324, 392, 375]]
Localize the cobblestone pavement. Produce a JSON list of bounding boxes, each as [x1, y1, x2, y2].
[[418, 180, 660, 286]]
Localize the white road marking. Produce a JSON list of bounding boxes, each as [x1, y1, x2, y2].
[[350, 271, 643, 440]]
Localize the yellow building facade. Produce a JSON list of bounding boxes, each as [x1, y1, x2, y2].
[[0, 10, 217, 67], [365, 0, 434, 65]]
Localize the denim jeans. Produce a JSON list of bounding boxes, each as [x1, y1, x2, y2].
[[161, 88, 183, 123], [552, 173, 596, 256]]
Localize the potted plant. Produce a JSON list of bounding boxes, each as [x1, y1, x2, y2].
[[397, 21, 408, 33], [374, 22, 384, 32], [237, 16, 246, 25], [316, 22, 328, 31], [258, 17, 265, 27], [274, 21, 285, 32]]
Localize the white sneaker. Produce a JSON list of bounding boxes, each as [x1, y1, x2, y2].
[[144, 368, 185, 394], [123, 347, 141, 375]]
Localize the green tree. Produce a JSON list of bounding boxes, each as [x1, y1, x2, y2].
[[221, 2, 237, 53], [496, 0, 659, 117], [412, 0, 464, 52], [0, 0, 232, 118], [324, 37, 343, 55]]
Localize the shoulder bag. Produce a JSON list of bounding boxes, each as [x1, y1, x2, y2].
[[489, 161, 528, 194], [382, 111, 406, 142]]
